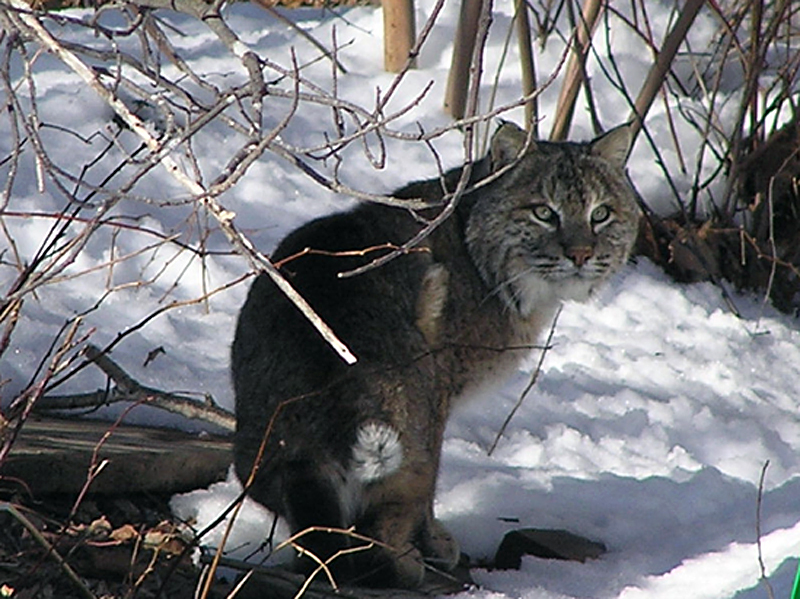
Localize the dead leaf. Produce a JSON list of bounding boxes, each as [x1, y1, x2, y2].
[[87, 516, 112, 540], [110, 524, 139, 543], [143, 346, 166, 367]]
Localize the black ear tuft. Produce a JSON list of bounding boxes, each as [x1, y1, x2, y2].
[[590, 122, 633, 169], [490, 121, 533, 171]]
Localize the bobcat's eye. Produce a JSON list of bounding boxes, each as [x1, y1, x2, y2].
[[530, 204, 557, 224], [591, 205, 612, 225]]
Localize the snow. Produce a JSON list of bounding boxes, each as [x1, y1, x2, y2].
[[2, 1, 799, 598]]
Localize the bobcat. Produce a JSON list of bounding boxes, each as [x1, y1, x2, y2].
[[232, 122, 640, 587]]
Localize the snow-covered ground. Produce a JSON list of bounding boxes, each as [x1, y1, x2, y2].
[[2, 1, 799, 597]]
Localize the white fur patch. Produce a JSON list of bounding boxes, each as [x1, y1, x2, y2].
[[351, 421, 403, 483], [512, 273, 558, 316], [513, 270, 597, 316]]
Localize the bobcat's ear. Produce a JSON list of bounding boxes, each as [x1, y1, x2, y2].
[[490, 121, 533, 170], [590, 122, 633, 169]]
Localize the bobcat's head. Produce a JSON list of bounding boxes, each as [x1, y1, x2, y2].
[[465, 122, 640, 316]]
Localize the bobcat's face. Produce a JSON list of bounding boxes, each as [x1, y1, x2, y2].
[[466, 124, 640, 315]]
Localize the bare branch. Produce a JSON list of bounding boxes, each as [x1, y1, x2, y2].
[[36, 344, 236, 432], [6, 0, 357, 365], [627, 0, 705, 144]]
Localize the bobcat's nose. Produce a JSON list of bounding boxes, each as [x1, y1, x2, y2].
[[566, 246, 593, 267]]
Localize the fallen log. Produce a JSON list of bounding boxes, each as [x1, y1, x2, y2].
[[0, 416, 232, 495]]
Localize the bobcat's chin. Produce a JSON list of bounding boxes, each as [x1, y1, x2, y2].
[[503, 249, 619, 315], [512, 273, 597, 316], [552, 276, 598, 302]]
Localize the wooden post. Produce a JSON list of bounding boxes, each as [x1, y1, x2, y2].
[[549, 0, 603, 141], [444, 0, 483, 119], [383, 0, 416, 72], [515, 0, 537, 134]]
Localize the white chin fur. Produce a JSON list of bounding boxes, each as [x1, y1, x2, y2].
[[553, 277, 596, 302], [513, 274, 596, 315]]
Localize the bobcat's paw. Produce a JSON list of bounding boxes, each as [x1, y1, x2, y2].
[[391, 543, 426, 588], [420, 518, 460, 571]]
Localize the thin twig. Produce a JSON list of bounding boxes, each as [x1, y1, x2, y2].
[[6, 0, 357, 365], [274, 243, 430, 269], [756, 460, 776, 599], [0, 318, 84, 468], [488, 306, 561, 456], [253, 0, 348, 74], [67, 398, 149, 520], [0, 502, 96, 599]]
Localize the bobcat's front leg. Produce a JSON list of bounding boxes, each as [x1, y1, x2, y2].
[[359, 456, 439, 587], [360, 486, 460, 586]]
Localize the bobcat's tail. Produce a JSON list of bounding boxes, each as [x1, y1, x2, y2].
[[351, 420, 403, 483]]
